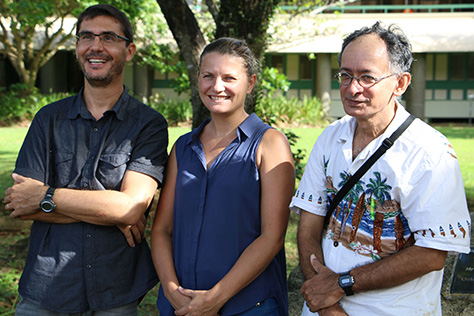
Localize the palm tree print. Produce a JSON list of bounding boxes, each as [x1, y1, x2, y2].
[[337, 171, 365, 237], [365, 172, 392, 206]]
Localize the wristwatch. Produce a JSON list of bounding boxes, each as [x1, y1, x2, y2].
[[338, 272, 355, 296], [39, 187, 56, 213]]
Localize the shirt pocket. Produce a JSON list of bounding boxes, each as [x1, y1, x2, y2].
[[97, 152, 131, 190], [54, 151, 74, 188]]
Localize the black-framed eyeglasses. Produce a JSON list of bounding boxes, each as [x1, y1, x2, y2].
[[76, 32, 131, 46], [334, 72, 396, 88]]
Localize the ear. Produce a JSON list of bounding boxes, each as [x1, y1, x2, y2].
[[125, 42, 136, 62], [247, 73, 257, 94], [393, 72, 411, 97]]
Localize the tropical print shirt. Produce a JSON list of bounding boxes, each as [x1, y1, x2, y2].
[[290, 104, 471, 316]]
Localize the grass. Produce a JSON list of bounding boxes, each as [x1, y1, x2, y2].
[[0, 123, 473, 315]]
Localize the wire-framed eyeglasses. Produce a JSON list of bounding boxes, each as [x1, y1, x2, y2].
[[76, 32, 131, 46], [334, 72, 397, 88]]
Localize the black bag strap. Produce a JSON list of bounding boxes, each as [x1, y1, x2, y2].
[[324, 114, 415, 227]]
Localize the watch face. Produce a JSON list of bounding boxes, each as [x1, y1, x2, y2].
[[41, 200, 55, 213], [340, 277, 351, 286]]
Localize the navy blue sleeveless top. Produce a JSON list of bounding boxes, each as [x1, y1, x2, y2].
[[157, 113, 288, 315]]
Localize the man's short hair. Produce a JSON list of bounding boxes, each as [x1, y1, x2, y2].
[[338, 21, 413, 74], [76, 4, 133, 45]]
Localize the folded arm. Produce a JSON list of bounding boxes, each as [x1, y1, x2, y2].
[[5, 170, 157, 246], [298, 210, 447, 313]]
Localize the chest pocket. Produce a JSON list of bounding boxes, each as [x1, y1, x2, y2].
[[54, 152, 74, 188], [97, 152, 130, 190]]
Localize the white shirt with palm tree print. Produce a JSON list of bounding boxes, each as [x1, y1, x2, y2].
[[291, 104, 471, 316]]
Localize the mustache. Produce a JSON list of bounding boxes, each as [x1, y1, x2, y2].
[[84, 53, 111, 60], [345, 96, 369, 102]]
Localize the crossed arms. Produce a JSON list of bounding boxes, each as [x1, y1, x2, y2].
[[4, 170, 158, 247]]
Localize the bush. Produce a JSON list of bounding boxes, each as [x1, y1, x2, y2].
[[256, 94, 325, 127], [0, 84, 72, 125], [147, 93, 193, 126]]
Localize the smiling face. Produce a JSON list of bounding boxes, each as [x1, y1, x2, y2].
[[75, 15, 135, 88], [198, 52, 256, 117], [339, 34, 408, 123]]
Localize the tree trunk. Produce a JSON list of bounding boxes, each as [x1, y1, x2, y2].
[[156, 0, 209, 129], [215, 0, 279, 114]]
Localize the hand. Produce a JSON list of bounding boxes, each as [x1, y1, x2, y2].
[[162, 284, 192, 311], [174, 287, 221, 316], [118, 214, 146, 247], [4, 173, 46, 218], [300, 254, 345, 312], [319, 304, 348, 316]]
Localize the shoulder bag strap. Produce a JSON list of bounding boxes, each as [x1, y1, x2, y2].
[[324, 114, 415, 227]]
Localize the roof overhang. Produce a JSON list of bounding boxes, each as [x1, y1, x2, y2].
[[267, 12, 474, 54]]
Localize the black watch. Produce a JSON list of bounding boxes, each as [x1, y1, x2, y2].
[[39, 187, 56, 213], [338, 272, 355, 296]]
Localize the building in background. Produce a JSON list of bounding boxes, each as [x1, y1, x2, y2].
[[1, 1, 473, 121]]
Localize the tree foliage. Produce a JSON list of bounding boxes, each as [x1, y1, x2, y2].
[[157, 0, 346, 127], [0, 0, 89, 93]]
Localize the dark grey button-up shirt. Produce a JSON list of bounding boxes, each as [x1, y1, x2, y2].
[[14, 88, 168, 312]]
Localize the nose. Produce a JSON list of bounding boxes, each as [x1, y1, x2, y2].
[[90, 35, 104, 50], [212, 77, 225, 92]]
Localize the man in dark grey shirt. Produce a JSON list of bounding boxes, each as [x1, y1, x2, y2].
[[3, 4, 168, 315]]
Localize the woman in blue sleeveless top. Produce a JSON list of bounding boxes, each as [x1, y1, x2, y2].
[[151, 38, 295, 316]]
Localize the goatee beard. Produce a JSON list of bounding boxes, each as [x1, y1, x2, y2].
[[85, 74, 114, 87]]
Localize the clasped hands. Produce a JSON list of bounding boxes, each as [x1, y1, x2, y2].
[[166, 285, 221, 316], [3, 173, 145, 248], [300, 254, 348, 316]]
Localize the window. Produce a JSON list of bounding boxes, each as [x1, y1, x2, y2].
[[450, 54, 464, 81], [299, 55, 312, 80], [269, 55, 284, 74]]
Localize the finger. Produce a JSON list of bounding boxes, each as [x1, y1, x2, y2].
[[121, 226, 136, 247], [178, 286, 194, 298], [310, 254, 325, 273], [174, 306, 187, 316], [11, 173, 23, 184], [10, 210, 19, 219], [130, 225, 142, 243]]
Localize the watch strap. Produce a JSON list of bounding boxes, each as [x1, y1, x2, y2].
[[45, 186, 56, 197]]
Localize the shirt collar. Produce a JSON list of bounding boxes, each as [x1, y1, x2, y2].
[[67, 86, 129, 121], [187, 113, 260, 145], [338, 101, 411, 144]]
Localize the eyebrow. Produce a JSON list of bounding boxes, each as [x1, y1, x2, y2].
[[340, 67, 376, 74]]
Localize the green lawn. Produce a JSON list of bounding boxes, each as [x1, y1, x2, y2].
[[0, 124, 473, 315]]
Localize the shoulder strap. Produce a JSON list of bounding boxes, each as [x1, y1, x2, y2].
[[324, 114, 415, 227]]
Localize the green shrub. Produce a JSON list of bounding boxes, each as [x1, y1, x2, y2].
[[147, 93, 193, 126], [0, 84, 72, 125], [256, 94, 325, 126]]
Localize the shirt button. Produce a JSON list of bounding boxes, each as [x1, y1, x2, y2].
[[86, 233, 91, 238], [83, 183, 88, 188], [86, 264, 92, 269], [333, 241, 339, 247], [93, 127, 99, 132]]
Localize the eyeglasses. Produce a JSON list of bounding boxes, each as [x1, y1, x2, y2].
[[334, 72, 396, 88], [76, 32, 131, 46]]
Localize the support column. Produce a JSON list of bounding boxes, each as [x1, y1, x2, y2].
[[406, 53, 426, 120], [315, 53, 331, 116], [133, 62, 152, 102]]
